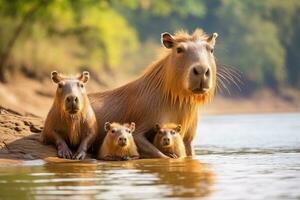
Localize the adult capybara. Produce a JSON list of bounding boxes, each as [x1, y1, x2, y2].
[[89, 29, 218, 158], [153, 123, 186, 158], [98, 122, 139, 161], [42, 71, 97, 160]]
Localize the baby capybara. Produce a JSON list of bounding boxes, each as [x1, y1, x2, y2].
[[98, 122, 139, 161], [153, 123, 186, 158], [41, 71, 97, 160]]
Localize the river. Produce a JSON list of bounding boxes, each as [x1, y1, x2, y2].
[[0, 113, 299, 200]]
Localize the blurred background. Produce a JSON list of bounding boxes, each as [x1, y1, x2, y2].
[[0, 0, 299, 117]]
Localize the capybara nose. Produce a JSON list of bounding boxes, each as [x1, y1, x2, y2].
[[190, 65, 211, 93], [163, 137, 170, 145], [66, 95, 79, 106], [192, 65, 210, 78], [118, 137, 127, 146]]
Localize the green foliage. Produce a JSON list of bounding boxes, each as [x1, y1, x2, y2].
[[0, 0, 299, 91], [214, 0, 286, 87]]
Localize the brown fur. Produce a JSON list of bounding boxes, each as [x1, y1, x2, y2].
[[153, 123, 186, 158], [42, 71, 97, 160], [89, 29, 218, 158], [98, 122, 139, 161]]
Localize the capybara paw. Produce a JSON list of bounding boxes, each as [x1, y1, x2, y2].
[[73, 150, 86, 160], [131, 156, 140, 160], [121, 156, 130, 161], [58, 146, 73, 159], [166, 153, 178, 159], [103, 155, 116, 161]]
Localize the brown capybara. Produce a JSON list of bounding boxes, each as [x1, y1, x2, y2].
[[98, 122, 139, 161], [89, 29, 218, 158], [41, 71, 97, 160], [153, 123, 186, 158]]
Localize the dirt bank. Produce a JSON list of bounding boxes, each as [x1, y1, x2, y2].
[[0, 106, 58, 162]]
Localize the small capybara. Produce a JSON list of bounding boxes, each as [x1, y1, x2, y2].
[[153, 123, 186, 158], [98, 122, 139, 161], [41, 71, 97, 160]]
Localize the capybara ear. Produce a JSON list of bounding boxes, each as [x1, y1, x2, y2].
[[104, 122, 111, 132], [161, 32, 175, 49], [51, 71, 61, 83], [154, 124, 161, 132], [130, 122, 135, 132], [175, 124, 182, 133], [207, 32, 218, 46], [78, 71, 89, 83]]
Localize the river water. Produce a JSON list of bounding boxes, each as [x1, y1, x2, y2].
[[0, 113, 299, 200]]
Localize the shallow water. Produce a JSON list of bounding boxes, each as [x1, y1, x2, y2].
[[0, 113, 299, 200]]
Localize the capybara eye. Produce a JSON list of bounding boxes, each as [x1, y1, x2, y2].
[[80, 83, 84, 88], [58, 83, 63, 88], [111, 129, 115, 133], [176, 47, 184, 54], [211, 48, 214, 53]]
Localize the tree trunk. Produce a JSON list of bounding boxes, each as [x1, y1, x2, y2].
[[0, 2, 45, 83]]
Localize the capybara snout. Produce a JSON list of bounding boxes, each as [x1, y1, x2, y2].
[[118, 136, 127, 147], [65, 94, 80, 114], [162, 136, 171, 146], [189, 64, 211, 94]]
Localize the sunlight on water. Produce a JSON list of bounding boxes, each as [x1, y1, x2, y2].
[[0, 158, 213, 199], [0, 113, 299, 200]]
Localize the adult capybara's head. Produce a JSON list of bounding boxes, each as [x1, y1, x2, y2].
[[104, 122, 136, 148], [161, 29, 218, 96], [51, 71, 89, 115], [154, 123, 182, 147]]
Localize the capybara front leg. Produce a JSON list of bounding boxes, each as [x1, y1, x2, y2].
[[103, 155, 119, 161], [73, 133, 95, 160], [134, 134, 168, 158], [128, 155, 140, 160], [165, 152, 178, 158], [57, 142, 73, 159], [184, 141, 194, 156], [52, 131, 73, 159]]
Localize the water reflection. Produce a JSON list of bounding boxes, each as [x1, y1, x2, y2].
[[132, 158, 214, 198], [0, 158, 214, 199]]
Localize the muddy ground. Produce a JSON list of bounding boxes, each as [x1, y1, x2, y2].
[[0, 106, 57, 162]]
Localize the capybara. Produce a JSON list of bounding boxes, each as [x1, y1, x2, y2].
[[98, 122, 139, 161], [89, 29, 218, 158], [41, 71, 97, 160], [153, 123, 186, 158]]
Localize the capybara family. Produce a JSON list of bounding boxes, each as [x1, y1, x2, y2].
[[41, 71, 98, 160], [89, 29, 218, 158], [98, 122, 139, 161], [153, 123, 186, 158], [42, 28, 218, 160]]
